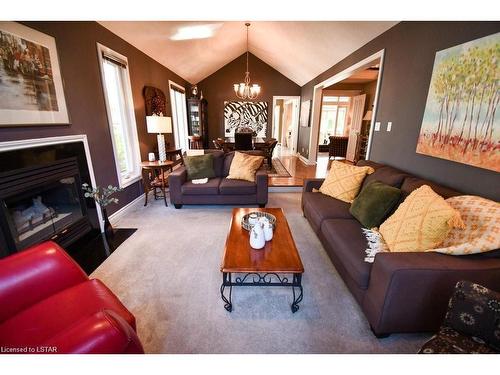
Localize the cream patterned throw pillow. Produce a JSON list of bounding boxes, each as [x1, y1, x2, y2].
[[430, 195, 500, 255], [379, 185, 465, 252], [319, 161, 374, 203]]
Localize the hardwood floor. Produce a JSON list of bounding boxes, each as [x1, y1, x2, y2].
[[269, 148, 332, 187]]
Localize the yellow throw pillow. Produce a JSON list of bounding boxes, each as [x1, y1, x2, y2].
[[226, 152, 264, 182], [319, 161, 374, 203], [379, 185, 465, 252], [430, 195, 500, 255]]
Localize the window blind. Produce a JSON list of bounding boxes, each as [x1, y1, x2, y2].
[[170, 84, 185, 94], [102, 52, 127, 69]]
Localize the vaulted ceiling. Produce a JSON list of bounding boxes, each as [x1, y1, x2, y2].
[[98, 21, 397, 86]]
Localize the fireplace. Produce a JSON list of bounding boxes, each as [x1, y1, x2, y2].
[[0, 138, 100, 259], [0, 157, 92, 254]]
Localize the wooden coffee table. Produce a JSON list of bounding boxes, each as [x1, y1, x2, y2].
[[220, 208, 304, 313]]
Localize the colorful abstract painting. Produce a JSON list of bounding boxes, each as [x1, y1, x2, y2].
[[416, 32, 499, 172]]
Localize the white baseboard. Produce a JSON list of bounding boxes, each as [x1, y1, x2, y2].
[[109, 193, 145, 225], [269, 187, 302, 193], [298, 154, 316, 165]]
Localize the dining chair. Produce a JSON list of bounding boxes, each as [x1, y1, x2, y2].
[[212, 138, 225, 150], [261, 139, 278, 169], [236, 127, 253, 134], [234, 132, 253, 151]]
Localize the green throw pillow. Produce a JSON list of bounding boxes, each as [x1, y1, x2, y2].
[[349, 180, 402, 229], [184, 154, 216, 181]]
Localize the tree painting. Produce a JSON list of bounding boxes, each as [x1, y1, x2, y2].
[[416, 32, 499, 172]]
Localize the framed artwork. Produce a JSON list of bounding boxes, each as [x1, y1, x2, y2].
[[416, 32, 499, 172], [300, 100, 311, 127], [224, 101, 268, 137], [0, 21, 69, 126]]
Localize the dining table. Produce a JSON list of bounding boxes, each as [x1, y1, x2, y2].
[[223, 137, 269, 149]]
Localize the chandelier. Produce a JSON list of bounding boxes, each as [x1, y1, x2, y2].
[[233, 23, 261, 100]]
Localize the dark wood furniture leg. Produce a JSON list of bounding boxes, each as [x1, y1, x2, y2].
[[142, 171, 150, 207], [161, 172, 167, 206]]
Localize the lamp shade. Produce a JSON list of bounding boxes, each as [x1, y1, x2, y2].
[[362, 110, 373, 121], [146, 115, 172, 134]]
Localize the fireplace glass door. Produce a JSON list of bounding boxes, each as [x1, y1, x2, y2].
[[3, 175, 85, 250]]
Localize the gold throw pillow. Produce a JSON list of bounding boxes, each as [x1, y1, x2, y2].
[[226, 152, 264, 182], [319, 161, 374, 203], [379, 185, 465, 252]]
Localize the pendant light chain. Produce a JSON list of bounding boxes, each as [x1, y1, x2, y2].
[[246, 24, 249, 74]]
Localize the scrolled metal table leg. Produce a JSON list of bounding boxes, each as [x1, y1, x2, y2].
[[291, 273, 303, 313], [220, 272, 233, 312]]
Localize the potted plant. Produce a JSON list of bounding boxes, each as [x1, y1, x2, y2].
[[82, 183, 122, 238]]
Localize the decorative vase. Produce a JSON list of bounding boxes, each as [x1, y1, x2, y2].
[[249, 222, 265, 249], [260, 217, 273, 241], [102, 207, 114, 239]]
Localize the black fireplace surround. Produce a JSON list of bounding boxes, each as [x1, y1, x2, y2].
[[0, 142, 99, 258]]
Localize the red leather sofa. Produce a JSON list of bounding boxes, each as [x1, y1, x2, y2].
[[0, 241, 144, 354]]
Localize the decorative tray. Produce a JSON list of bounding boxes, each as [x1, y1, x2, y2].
[[241, 212, 277, 231]]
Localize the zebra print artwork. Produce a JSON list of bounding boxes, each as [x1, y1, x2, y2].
[[224, 101, 268, 137]]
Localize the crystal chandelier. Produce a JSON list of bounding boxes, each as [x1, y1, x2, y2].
[[233, 23, 261, 100]]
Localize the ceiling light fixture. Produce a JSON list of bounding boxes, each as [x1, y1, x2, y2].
[[170, 24, 222, 41], [233, 23, 260, 100]]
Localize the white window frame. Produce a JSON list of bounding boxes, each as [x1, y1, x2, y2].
[[168, 80, 189, 152], [96, 43, 141, 189]]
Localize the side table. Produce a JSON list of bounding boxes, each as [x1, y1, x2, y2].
[[141, 160, 174, 207]]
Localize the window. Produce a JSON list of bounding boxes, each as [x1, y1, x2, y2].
[[323, 96, 350, 103], [97, 43, 141, 188], [319, 96, 350, 145], [169, 81, 189, 152]]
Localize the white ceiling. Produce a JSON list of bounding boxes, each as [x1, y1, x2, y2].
[[98, 21, 397, 86]]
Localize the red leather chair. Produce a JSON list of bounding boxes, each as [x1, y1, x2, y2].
[[0, 241, 144, 354]]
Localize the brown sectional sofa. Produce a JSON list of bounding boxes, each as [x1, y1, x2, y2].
[[169, 150, 268, 208], [302, 160, 500, 336]]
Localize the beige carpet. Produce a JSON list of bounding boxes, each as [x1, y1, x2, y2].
[[91, 192, 430, 353]]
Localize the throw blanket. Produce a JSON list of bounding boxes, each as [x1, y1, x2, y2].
[[363, 195, 500, 263]]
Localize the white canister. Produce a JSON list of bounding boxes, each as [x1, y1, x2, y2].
[[249, 222, 265, 249], [260, 217, 273, 241], [148, 152, 156, 162], [248, 213, 259, 226]]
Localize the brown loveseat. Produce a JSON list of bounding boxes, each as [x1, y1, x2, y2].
[[302, 160, 500, 336], [169, 150, 268, 209]]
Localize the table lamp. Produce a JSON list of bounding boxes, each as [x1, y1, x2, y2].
[[146, 114, 172, 162]]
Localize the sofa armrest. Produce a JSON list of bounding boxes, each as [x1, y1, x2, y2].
[[0, 241, 89, 322], [363, 252, 500, 334], [303, 178, 324, 193], [168, 167, 187, 204], [42, 310, 144, 354], [256, 169, 268, 205]]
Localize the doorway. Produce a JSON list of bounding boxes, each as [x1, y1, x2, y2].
[[317, 94, 354, 152], [169, 80, 189, 152], [308, 50, 385, 164], [271, 96, 300, 155]]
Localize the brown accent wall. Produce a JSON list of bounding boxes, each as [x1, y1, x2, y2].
[[197, 53, 300, 142], [299, 21, 500, 200], [0, 21, 188, 214]]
